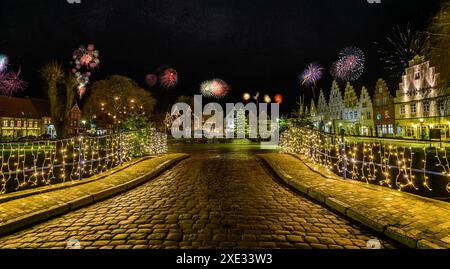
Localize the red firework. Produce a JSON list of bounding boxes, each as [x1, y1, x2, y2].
[[159, 67, 178, 88], [0, 69, 27, 96], [274, 94, 283, 104], [145, 74, 158, 87]]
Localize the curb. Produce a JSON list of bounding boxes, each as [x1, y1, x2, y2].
[[0, 154, 190, 238], [258, 154, 447, 249]]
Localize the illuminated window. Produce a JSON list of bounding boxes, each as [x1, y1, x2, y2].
[[439, 101, 445, 115], [411, 103, 417, 114], [400, 105, 406, 115], [16, 121, 21, 128], [388, 124, 394, 134], [2, 120, 8, 127], [10, 120, 14, 127], [423, 101, 430, 113]]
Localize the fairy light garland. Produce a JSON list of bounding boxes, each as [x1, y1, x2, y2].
[[0, 128, 167, 195], [280, 127, 450, 195]]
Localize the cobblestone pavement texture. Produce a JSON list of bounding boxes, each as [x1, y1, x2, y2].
[[0, 154, 186, 229], [0, 146, 399, 249], [260, 153, 450, 249]]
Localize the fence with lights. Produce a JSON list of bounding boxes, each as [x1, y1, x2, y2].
[[280, 127, 450, 199], [0, 128, 167, 195]]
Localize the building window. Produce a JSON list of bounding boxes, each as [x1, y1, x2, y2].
[[411, 103, 417, 114], [414, 71, 421, 80], [10, 120, 14, 127], [400, 105, 406, 115], [2, 120, 8, 127], [362, 102, 367, 108], [388, 124, 394, 135], [34, 121, 38, 128], [16, 121, 21, 128], [367, 112, 371, 119], [354, 111, 358, 119], [423, 101, 430, 113], [382, 125, 388, 135], [439, 101, 445, 116], [349, 112, 353, 119]]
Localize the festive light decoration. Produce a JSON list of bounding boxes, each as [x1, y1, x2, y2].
[[274, 94, 283, 104], [0, 54, 9, 72], [280, 127, 450, 195], [0, 129, 167, 195], [71, 44, 100, 97], [0, 69, 27, 96], [145, 74, 158, 88], [331, 47, 365, 81], [158, 67, 178, 88], [263, 94, 271, 103], [200, 79, 229, 99]]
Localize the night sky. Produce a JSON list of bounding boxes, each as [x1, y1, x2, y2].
[[0, 0, 444, 114]]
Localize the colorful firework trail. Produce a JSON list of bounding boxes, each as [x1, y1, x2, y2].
[[159, 67, 178, 88], [145, 74, 158, 87], [200, 79, 229, 99], [0, 69, 27, 96], [300, 63, 324, 86], [331, 47, 365, 81], [71, 44, 100, 97], [376, 24, 428, 77]]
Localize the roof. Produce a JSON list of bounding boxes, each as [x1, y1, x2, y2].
[[0, 96, 51, 119]]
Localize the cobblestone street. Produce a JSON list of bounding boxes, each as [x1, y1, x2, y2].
[[0, 146, 398, 249]]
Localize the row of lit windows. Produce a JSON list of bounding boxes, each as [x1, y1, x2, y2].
[[399, 101, 445, 115], [2, 120, 40, 128]]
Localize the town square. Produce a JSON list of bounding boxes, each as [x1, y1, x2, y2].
[[0, 0, 449, 261]]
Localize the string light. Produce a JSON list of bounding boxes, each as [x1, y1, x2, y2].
[[280, 127, 450, 195], [0, 129, 167, 194]]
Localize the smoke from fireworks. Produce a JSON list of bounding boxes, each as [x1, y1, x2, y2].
[[300, 63, 323, 86], [145, 74, 158, 87], [200, 79, 229, 99], [159, 67, 178, 88], [376, 24, 428, 77], [0, 69, 27, 96], [331, 47, 365, 81], [0, 54, 9, 72]]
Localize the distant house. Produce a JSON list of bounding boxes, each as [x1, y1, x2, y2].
[[0, 96, 83, 139], [373, 79, 396, 137], [0, 96, 52, 139], [68, 104, 83, 136], [358, 86, 374, 136]]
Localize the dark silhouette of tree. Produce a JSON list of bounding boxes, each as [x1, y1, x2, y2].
[[40, 61, 77, 138]]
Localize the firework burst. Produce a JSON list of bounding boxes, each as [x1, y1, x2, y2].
[[300, 63, 323, 87], [0, 54, 9, 72], [159, 67, 178, 88], [376, 24, 428, 77], [71, 44, 100, 97], [145, 74, 158, 87], [200, 79, 229, 99], [331, 47, 365, 81], [0, 69, 27, 96]]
